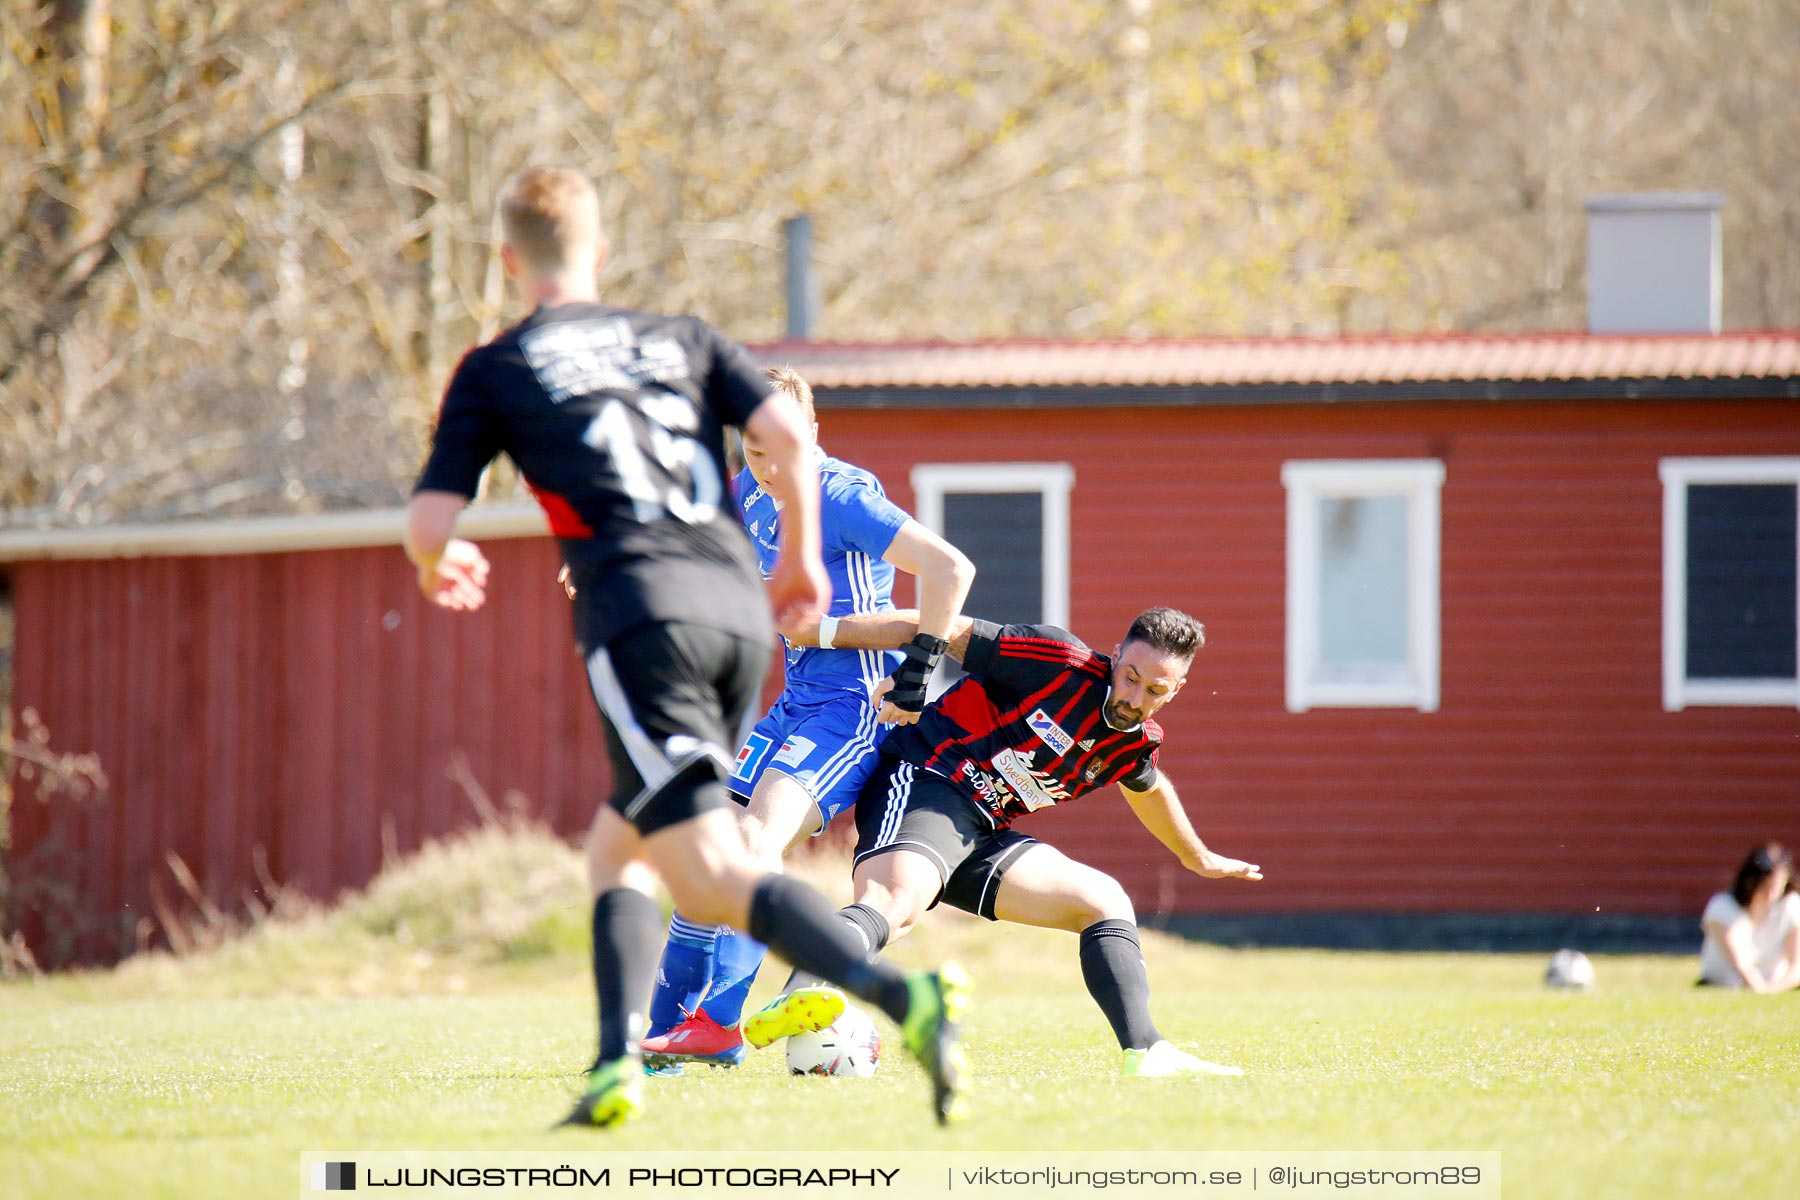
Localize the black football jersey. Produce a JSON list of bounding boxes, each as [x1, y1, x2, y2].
[[415, 303, 775, 642]]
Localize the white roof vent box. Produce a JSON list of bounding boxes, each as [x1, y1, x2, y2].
[[1585, 192, 1722, 335]]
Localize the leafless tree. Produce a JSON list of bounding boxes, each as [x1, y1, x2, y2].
[[1378, 0, 1800, 331], [1, 0, 1794, 527]]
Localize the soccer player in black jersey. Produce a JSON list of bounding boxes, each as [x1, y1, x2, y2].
[[404, 167, 968, 1126], [746, 605, 1260, 1077]]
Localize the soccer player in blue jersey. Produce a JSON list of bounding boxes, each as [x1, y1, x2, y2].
[[639, 366, 974, 1070]]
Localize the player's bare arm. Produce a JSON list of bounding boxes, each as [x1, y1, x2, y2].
[[943, 616, 976, 663], [1120, 772, 1262, 882], [872, 521, 974, 723], [819, 518, 965, 724], [882, 521, 975, 641], [862, 614, 981, 713], [405, 490, 491, 612], [745, 394, 830, 627], [780, 608, 981, 657]]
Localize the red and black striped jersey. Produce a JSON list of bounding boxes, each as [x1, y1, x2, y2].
[[883, 620, 1162, 825]]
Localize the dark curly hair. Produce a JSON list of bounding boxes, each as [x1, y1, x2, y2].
[[1123, 607, 1205, 660]]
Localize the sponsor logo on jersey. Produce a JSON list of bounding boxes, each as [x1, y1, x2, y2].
[[733, 731, 773, 782], [960, 760, 1004, 808], [991, 747, 1069, 812], [519, 317, 693, 404], [1077, 738, 1097, 751], [1027, 709, 1074, 755], [773, 735, 816, 768], [749, 520, 760, 537]]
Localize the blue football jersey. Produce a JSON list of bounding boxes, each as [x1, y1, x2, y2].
[[735, 449, 908, 700]]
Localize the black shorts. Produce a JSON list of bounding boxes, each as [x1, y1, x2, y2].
[[580, 619, 771, 836], [852, 760, 1041, 921]]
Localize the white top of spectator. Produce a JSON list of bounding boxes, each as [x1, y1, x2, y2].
[[1699, 891, 1800, 988]]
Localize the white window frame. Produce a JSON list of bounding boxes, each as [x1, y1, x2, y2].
[[910, 462, 1074, 628], [1659, 456, 1800, 711], [1283, 459, 1445, 713]]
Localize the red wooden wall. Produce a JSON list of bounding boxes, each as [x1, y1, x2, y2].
[[819, 396, 1800, 920], [7, 395, 1800, 963], [7, 541, 597, 963]]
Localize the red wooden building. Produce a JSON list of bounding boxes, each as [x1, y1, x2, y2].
[[5, 332, 1799, 964]]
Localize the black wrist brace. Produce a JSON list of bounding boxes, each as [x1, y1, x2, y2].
[[886, 633, 948, 712]]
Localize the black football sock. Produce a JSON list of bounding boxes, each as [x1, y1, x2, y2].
[[1079, 918, 1162, 1051], [749, 876, 911, 1025], [590, 888, 663, 1069], [782, 902, 894, 992]]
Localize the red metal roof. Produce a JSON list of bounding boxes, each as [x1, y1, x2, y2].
[[751, 331, 1800, 390]]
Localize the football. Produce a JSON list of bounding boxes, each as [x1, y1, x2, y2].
[[1544, 948, 1596, 991], [786, 1005, 882, 1077]]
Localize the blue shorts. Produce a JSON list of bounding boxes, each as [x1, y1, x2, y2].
[[729, 690, 889, 835]]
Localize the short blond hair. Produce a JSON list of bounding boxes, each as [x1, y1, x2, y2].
[[764, 365, 815, 425], [499, 167, 603, 274]]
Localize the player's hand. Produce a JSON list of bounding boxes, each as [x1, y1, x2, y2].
[[557, 565, 577, 601], [775, 608, 821, 647], [419, 538, 490, 612], [870, 674, 920, 725], [768, 554, 831, 635], [1187, 849, 1262, 881]]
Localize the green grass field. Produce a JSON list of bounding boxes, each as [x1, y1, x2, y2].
[[2, 829, 1794, 1198]]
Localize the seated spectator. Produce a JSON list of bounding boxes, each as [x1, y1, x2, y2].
[[1699, 842, 1800, 992]]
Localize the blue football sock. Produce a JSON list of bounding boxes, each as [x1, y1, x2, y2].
[[702, 927, 769, 1028], [648, 911, 718, 1038]]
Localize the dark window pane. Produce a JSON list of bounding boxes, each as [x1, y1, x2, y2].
[[943, 491, 1043, 625], [1686, 483, 1797, 679]]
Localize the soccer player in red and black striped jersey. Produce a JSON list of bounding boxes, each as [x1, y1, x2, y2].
[[744, 606, 1262, 1078]]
